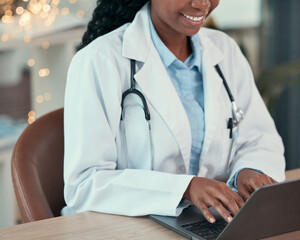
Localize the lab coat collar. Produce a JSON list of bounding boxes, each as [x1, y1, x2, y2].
[[122, 3, 224, 68], [197, 29, 224, 67], [122, 3, 225, 172], [122, 3, 151, 62]]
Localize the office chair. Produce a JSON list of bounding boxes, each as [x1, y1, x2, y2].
[[11, 108, 65, 223]]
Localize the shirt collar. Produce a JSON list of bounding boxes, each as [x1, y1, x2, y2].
[[149, 13, 202, 71], [190, 34, 202, 71]]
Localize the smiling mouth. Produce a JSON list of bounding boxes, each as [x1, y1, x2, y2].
[[182, 14, 205, 22]]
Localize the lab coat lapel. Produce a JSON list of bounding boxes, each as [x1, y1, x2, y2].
[[135, 48, 192, 169], [198, 30, 224, 174]]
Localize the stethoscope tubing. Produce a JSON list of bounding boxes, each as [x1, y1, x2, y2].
[[215, 64, 235, 102]]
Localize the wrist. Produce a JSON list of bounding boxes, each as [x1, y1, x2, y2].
[[183, 177, 195, 200]]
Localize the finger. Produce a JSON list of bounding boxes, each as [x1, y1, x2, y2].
[[219, 193, 243, 216], [251, 175, 273, 190], [263, 176, 275, 186], [217, 193, 239, 216], [261, 175, 277, 186], [270, 177, 277, 184], [197, 201, 216, 224], [211, 200, 233, 223], [238, 186, 251, 201], [248, 177, 264, 191], [227, 191, 245, 209]]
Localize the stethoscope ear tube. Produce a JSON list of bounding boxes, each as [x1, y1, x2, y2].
[[215, 65, 235, 102], [120, 88, 151, 120], [120, 60, 151, 121], [130, 58, 136, 90]]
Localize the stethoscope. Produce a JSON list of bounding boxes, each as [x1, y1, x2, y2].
[[120, 59, 244, 170], [120, 60, 154, 169]]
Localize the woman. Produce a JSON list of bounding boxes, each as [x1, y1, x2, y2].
[[63, 0, 285, 223]]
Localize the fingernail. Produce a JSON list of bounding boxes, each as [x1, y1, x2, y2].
[[227, 216, 233, 222], [209, 218, 215, 223]]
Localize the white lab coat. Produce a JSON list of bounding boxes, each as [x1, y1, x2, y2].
[[63, 3, 285, 217]]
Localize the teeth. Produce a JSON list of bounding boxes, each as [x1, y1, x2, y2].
[[183, 14, 204, 22]]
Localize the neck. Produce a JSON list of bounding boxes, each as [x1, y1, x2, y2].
[[158, 32, 192, 62], [151, 16, 192, 62]]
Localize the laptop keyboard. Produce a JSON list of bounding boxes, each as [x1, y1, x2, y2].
[[181, 219, 227, 240]]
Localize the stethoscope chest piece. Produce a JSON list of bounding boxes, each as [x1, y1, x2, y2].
[[232, 101, 244, 127]]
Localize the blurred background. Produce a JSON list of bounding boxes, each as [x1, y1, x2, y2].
[[0, 0, 299, 227]]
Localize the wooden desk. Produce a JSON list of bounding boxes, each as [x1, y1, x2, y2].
[[285, 168, 300, 181], [1, 169, 299, 240]]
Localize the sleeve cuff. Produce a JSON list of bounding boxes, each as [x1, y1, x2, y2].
[[227, 168, 264, 192]]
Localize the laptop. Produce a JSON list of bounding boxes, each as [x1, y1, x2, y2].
[[150, 179, 300, 240]]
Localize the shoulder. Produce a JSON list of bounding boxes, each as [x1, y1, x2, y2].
[[200, 27, 231, 40], [199, 28, 254, 100], [199, 27, 248, 76], [72, 23, 130, 65], [66, 24, 132, 94]]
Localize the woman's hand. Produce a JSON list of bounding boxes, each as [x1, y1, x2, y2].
[[236, 169, 277, 201], [183, 177, 244, 223]]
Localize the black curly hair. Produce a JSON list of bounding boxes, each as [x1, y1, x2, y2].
[[80, 0, 150, 49]]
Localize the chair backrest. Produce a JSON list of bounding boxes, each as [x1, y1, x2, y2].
[[11, 108, 65, 223]]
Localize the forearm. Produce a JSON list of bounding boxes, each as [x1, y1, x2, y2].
[[64, 168, 193, 217]]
